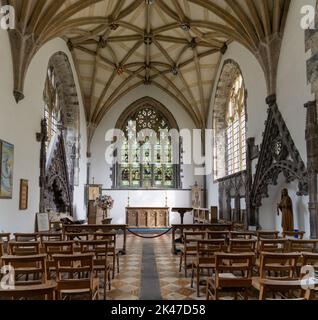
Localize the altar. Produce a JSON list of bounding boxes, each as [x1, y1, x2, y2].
[[126, 207, 170, 228]]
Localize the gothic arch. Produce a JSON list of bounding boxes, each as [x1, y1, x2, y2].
[[39, 52, 81, 215], [212, 59, 247, 180]]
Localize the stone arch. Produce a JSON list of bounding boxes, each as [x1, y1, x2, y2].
[[40, 52, 81, 214], [44, 52, 81, 186], [212, 59, 247, 180]]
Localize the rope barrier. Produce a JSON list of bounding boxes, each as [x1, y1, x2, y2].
[[127, 227, 173, 239]]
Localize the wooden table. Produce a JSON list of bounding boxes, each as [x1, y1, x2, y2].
[[0, 281, 57, 300], [63, 224, 128, 254], [171, 208, 193, 225]]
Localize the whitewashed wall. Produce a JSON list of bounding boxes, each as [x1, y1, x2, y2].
[[206, 0, 315, 236], [89, 85, 204, 224], [0, 33, 87, 233]]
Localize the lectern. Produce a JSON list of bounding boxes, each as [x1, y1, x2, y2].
[[86, 184, 103, 224]]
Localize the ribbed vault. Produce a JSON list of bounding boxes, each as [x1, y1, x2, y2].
[[5, 0, 291, 142]]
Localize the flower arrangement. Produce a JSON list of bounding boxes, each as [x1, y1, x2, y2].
[[95, 195, 114, 211]]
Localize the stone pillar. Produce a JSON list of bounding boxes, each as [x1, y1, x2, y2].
[[305, 101, 318, 238]]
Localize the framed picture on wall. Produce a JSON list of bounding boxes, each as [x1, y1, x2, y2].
[[0, 140, 14, 199], [191, 183, 203, 209], [19, 179, 28, 210]]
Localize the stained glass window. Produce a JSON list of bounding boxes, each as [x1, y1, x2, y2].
[[117, 106, 178, 189], [226, 75, 246, 176]]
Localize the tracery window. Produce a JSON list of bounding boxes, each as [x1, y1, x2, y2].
[[226, 74, 246, 176], [116, 104, 179, 189], [44, 67, 60, 149]]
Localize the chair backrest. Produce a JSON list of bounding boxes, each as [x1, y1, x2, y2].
[[38, 232, 63, 243], [78, 240, 109, 265], [183, 232, 206, 253], [53, 253, 95, 280], [289, 239, 318, 253], [0, 233, 11, 242], [282, 231, 305, 240], [1, 254, 47, 285], [259, 252, 301, 279], [64, 232, 89, 241], [229, 239, 257, 253], [206, 231, 229, 240], [8, 241, 41, 256], [215, 252, 255, 278], [230, 231, 256, 240], [14, 233, 38, 242], [258, 239, 288, 254], [301, 252, 318, 269], [43, 241, 74, 256], [196, 239, 227, 264], [257, 231, 279, 240], [93, 232, 116, 245]]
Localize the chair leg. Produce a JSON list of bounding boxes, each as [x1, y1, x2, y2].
[[196, 267, 200, 297], [184, 256, 188, 278], [179, 253, 183, 273], [117, 254, 120, 274], [191, 264, 195, 288]]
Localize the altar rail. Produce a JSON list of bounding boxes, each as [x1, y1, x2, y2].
[[171, 223, 232, 254], [63, 224, 127, 254]]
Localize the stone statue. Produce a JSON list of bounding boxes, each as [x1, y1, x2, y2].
[[277, 188, 294, 232]]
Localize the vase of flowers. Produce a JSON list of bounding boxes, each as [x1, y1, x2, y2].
[[95, 195, 114, 221]]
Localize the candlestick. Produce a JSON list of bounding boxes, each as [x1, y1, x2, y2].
[[165, 191, 168, 207], [127, 191, 130, 207]]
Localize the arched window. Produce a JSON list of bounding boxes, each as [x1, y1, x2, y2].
[[226, 74, 246, 176], [44, 66, 60, 149], [213, 60, 247, 180], [114, 98, 180, 189]]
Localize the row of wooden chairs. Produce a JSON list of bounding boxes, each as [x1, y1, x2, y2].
[[0, 232, 120, 280], [179, 231, 317, 278], [205, 251, 318, 300], [0, 239, 116, 300]]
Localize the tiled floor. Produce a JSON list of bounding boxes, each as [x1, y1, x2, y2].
[[108, 234, 207, 300]]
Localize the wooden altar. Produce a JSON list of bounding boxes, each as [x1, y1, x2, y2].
[[126, 207, 170, 228]]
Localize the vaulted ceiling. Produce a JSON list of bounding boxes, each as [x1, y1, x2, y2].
[[5, 0, 291, 137]]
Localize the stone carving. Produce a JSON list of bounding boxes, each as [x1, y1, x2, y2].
[[250, 95, 308, 226]]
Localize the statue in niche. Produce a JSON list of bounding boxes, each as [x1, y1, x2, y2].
[[277, 188, 294, 232]]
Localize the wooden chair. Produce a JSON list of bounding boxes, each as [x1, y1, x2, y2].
[[252, 252, 301, 297], [0, 281, 56, 300], [179, 231, 206, 277], [191, 239, 226, 297], [42, 241, 75, 279], [283, 231, 305, 240], [79, 240, 111, 299], [8, 241, 41, 256], [228, 239, 257, 253], [93, 232, 120, 279], [301, 252, 318, 299], [257, 239, 288, 254], [229, 231, 256, 240], [1, 254, 48, 286], [206, 253, 255, 300], [289, 239, 318, 253], [53, 253, 99, 300], [14, 233, 38, 242], [258, 279, 311, 300]]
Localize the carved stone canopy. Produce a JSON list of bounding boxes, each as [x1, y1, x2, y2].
[[251, 95, 308, 209]]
